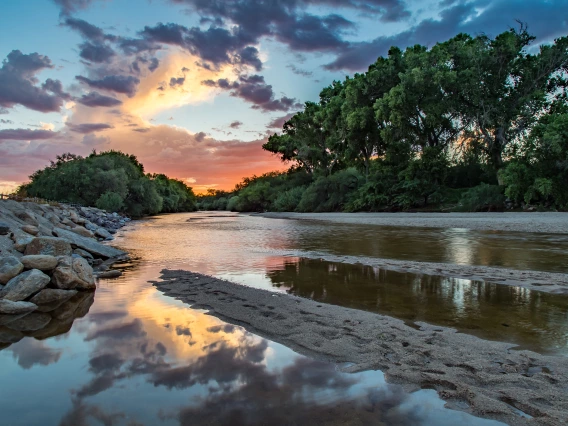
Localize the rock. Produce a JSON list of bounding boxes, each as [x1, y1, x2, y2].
[[0, 300, 38, 315], [11, 229, 34, 252], [0, 269, 51, 301], [0, 222, 10, 235], [14, 210, 39, 226], [73, 248, 94, 259], [94, 227, 112, 239], [30, 289, 77, 306], [51, 256, 96, 290], [24, 236, 72, 257], [7, 312, 51, 331], [53, 228, 125, 259], [60, 218, 75, 227], [0, 326, 24, 343], [85, 222, 98, 232], [0, 312, 29, 326], [70, 227, 93, 238], [45, 212, 60, 225], [0, 256, 24, 284], [96, 270, 122, 279], [21, 225, 39, 236], [20, 255, 58, 271]]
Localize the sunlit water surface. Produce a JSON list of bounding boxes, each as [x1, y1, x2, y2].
[[2, 211, 565, 425]]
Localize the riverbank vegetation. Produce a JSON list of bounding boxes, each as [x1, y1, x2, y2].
[[19, 151, 196, 217], [200, 26, 568, 212]]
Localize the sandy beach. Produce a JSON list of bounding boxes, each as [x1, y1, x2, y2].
[[153, 270, 568, 426], [259, 212, 568, 234]]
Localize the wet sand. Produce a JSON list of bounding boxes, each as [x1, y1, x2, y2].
[[153, 270, 568, 426], [259, 212, 568, 234]]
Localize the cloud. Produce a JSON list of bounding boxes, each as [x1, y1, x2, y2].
[[169, 77, 185, 87], [78, 42, 116, 63], [62, 17, 112, 42], [0, 50, 69, 112], [8, 339, 63, 369], [53, 0, 107, 15], [287, 64, 313, 77], [76, 91, 123, 107], [203, 74, 302, 112], [325, 0, 568, 71], [76, 75, 140, 97], [81, 133, 110, 146], [229, 120, 242, 129], [266, 112, 296, 129], [0, 128, 58, 140], [67, 122, 114, 133]]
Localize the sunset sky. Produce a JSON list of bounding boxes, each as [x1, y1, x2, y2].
[[0, 0, 566, 193]]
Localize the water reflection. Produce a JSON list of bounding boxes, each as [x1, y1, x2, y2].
[[0, 267, 503, 426], [265, 258, 568, 355]]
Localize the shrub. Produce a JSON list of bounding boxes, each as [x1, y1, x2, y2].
[[458, 184, 505, 211]]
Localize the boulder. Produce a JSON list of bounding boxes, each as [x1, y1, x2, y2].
[[29, 288, 77, 309], [0, 222, 10, 235], [53, 228, 125, 259], [21, 225, 39, 236], [20, 255, 58, 271], [73, 248, 93, 260], [0, 300, 38, 315], [24, 236, 72, 257], [97, 270, 122, 279], [45, 212, 60, 225], [94, 227, 113, 239], [0, 256, 24, 284], [0, 326, 24, 343], [85, 222, 98, 231], [70, 227, 93, 238], [0, 312, 29, 326], [11, 229, 34, 252], [0, 269, 51, 301], [7, 312, 51, 331], [14, 210, 38, 227], [51, 256, 95, 290]]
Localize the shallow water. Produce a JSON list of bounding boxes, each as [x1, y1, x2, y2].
[[1, 211, 564, 425]]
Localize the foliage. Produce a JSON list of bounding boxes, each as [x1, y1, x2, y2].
[[22, 150, 196, 217], [458, 184, 505, 212]]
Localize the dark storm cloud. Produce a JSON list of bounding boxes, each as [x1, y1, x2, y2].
[[67, 122, 114, 133], [148, 57, 160, 71], [203, 74, 302, 112], [236, 46, 262, 71], [0, 128, 58, 140], [325, 0, 568, 71], [0, 50, 69, 113], [77, 91, 123, 107], [76, 75, 140, 96]]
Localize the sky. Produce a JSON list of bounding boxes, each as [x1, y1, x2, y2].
[[0, 0, 566, 194]]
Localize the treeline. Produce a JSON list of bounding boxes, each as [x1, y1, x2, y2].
[[20, 151, 197, 217], [200, 26, 568, 213]]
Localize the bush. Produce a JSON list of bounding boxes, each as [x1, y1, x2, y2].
[[95, 191, 124, 212], [273, 186, 306, 211], [458, 184, 505, 211], [296, 168, 362, 212]]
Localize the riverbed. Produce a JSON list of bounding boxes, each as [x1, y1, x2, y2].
[[1, 211, 566, 425]]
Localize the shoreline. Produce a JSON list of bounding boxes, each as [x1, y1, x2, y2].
[[152, 269, 568, 426], [258, 212, 568, 234]]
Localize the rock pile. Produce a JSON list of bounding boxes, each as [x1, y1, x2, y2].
[[0, 200, 128, 327]]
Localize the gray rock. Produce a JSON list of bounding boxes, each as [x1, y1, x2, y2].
[[21, 225, 39, 236], [85, 222, 97, 231], [94, 227, 113, 239], [14, 210, 39, 226], [70, 226, 93, 238], [96, 270, 122, 279], [53, 228, 125, 259], [11, 229, 34, 252], [51, 256, 96, 290], [7, 312, 51, 331], [0, 222, 10, 235], [24, 236, 72, 257], [20, 255, 58, 271], [0, 300, 38, 315], [0, 312, 29, 326], [0, 256, 24, 284], [0, 269, 51, 301], [73, 248, 93, 259], [0, 326, 24, 343], [29, 289, 77, 305]]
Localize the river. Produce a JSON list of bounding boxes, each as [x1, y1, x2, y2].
[[2, 211, 566, 425]]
